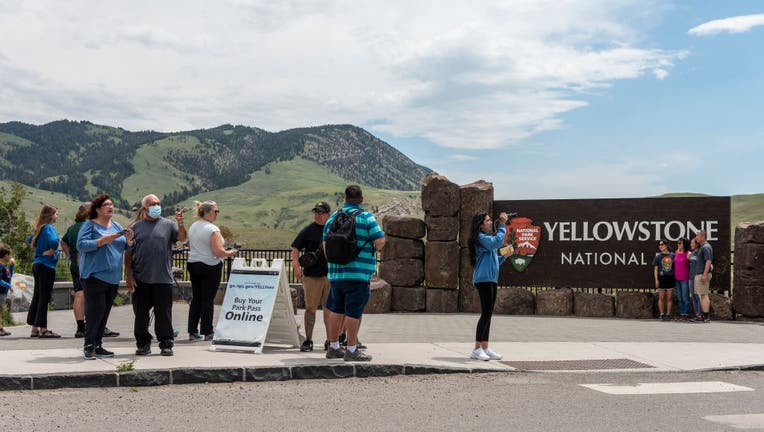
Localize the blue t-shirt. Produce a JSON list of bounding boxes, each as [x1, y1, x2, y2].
[[0, 262, 13, 294], [29, 224, 59, 269], [688, 250, 700, 276], [652, 252, 675, 277], [323, 203, 384, 282], [694, 242, 714, 276]]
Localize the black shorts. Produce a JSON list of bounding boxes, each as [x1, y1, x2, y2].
[[70, 268, 83, 292], [658, 275, 675, 289]]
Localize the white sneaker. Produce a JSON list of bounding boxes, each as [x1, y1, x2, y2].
[[470, 348, 490, 361], [484, 348, 503, 360]]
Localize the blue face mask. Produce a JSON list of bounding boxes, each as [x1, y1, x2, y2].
[[148, 205, 162, 219]]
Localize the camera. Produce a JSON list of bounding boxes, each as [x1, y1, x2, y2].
[[507, 212, 518, 219]]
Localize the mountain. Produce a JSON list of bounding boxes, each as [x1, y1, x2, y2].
[[0, 120, 431, 210]]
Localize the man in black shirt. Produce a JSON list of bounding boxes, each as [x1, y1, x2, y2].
[[291, 202, 331, 352]]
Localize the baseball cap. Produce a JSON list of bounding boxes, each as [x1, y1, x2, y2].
[[311, 201, 331, 213]]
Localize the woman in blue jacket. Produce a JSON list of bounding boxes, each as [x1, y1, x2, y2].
[[27, 204, 60, 338], [77, 194, 132, 360], [468, 211, 509, 361]]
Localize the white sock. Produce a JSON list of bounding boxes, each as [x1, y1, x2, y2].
[[347, 345, 357, 353], [330, 341, 340, 350]]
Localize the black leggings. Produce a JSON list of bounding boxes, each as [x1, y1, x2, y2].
[[82, 277, 118, 347], [27, 263, 55, 328], [475, 282, 497, 342], [187, 261, 223, 335]]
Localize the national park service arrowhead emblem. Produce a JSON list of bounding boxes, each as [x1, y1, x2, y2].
[[506, 217, 541, 272]]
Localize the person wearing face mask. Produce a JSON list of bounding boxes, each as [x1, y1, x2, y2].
[[124, 194, 187, 356]]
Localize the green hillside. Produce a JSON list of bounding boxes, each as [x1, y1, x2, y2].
[[174, 157, 421, 248]]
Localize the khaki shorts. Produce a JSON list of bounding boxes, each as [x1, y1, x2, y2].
[[694, 273, 712, 296], [303, 276, 330, 310]]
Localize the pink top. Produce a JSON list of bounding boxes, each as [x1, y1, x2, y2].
[[674, 251, 690, 281]]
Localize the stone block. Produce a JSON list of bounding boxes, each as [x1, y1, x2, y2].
[[458, 247, 480, 312], [421, 172, 461, 216], [382, 215, 426, 239], [379, 236, 424, 261], [378, 259, 424, 287], [426, 288, 459, 313], [735, 221, 764, 245], [119, 370, 171, 387], [391, 286, 426, 312], [733, 269, 764, 318], [354, 364, 405, 378], [424, 241, 460, 289], [494, 287, 535, 315], [172, 368, 243, 384], [425, 214, 459, 242], [459, 180, 493, 247], [616, 291, 655, 319], [573, 292, 614, 318], [536, 288, 574, 316], [364, 278, 391, 314], [246, 367, 291, 382], [292, 365, 355, 380], [709, 293, 733, 321], [33, 373, 117, 390]]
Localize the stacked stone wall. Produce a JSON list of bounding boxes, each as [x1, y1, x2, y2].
[[378, 215, 427, 312], [733, 221, 764, 318]]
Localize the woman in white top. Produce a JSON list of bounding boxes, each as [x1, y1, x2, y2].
[[186, 201, 237, 341]]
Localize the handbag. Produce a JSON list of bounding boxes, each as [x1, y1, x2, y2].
[[298, 250, 321, 268]]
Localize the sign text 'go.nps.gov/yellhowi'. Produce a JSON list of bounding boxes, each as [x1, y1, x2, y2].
[[494, 196, 730, 290]]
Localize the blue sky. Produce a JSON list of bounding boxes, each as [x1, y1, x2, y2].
[[1, 1, 762, 199]]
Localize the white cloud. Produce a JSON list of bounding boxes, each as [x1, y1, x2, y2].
[[689, 14, 764, 36], [0, 0, 686, 150]]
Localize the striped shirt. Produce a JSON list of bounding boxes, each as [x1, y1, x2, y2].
[[323, 203, 384, 281]]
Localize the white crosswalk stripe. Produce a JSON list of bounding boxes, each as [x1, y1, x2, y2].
[[703, 414, 764, 430], [580, 381, 755, 395]]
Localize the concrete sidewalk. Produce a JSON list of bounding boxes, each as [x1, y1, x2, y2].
[[1, 305, 763, 390]]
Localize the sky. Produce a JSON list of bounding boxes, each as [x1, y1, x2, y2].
[[0, 0, 762, 199]]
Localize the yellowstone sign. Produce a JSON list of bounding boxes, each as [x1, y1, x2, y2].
[[494, 197, 731, 290]]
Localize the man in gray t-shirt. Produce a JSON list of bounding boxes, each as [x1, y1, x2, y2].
[[125, 194, 187, 356]]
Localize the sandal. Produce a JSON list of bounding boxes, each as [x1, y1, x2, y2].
[[30, 330, 40, 338], [38, 330, 61, 338]]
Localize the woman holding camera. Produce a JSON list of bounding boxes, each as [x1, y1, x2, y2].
[[187, 201, 237, 341], [76, 194, 131, 359], [468, 211, 510, 361]]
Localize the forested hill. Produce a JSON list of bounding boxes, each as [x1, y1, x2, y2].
[[0, 120, 431, 209]]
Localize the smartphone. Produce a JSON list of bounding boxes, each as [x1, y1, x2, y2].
[[120, 229, 129, 235]]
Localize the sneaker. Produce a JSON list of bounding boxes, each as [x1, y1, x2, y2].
[[703, 315, 711, 322], [484, 347, 503, 360], [690, 315, 703, 322], [356, 340, 367, 350], [344, 348, 372, 362], [666, 314, 672, 321], [84, 345, 96, 360], [160, 347, 174, 356], [323, 340, 330, 351], [204, 333, 214, 341], [679, 315, 688, 321], [103, 328, 120, 337], [470, 348, 490, 361], [135, 345, 151, 356], [659, 314, 665, 321], [94, 346, 114, 358], [326, 347, 345, 359], [189, 332, 203, 341], [338, 332, 347, 346], [300, 339, 314, 352], [74, 330, 85, 338]]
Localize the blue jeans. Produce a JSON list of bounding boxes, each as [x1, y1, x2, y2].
[[675, 280, 690, 316]]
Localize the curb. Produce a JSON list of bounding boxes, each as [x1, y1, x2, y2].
[[0, 364, 506, 392]]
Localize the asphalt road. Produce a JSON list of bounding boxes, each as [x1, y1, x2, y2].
[[1, 370, 763, 432]]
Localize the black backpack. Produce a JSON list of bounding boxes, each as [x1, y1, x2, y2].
[[325, 209, 371, 264]]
